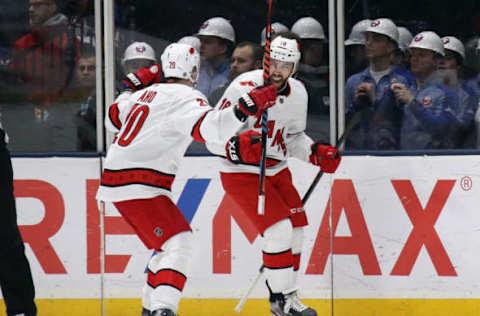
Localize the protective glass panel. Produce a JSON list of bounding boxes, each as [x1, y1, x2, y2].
[[343, 0, 480, 152]]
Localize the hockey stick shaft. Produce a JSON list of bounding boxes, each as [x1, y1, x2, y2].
[[234, 265, 265, 313], [257, 0, 273, 215], [301, 109, 365, 204]]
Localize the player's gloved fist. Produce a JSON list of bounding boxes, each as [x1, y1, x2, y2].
[[122, 63, 162, 91], [309, 142, 342, 173], [237, 84, 277, 117], [226, 130, 262, 165]]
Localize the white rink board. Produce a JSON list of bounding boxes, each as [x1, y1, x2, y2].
[[9, 155, 480, 300]]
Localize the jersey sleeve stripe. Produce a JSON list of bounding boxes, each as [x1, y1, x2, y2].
[[190, 110, 211, 143], [108, 103, 122, 130], [100, 168, 175, 191]]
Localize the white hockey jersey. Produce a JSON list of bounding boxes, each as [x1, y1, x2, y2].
[[96, 83, 243, 202], [206, 69, 314, 175]]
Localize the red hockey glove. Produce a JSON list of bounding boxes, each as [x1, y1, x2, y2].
[[226, 130, 262, 165], [122, 63, 162, 91], [309, 142, 342, 173], [237, 84, 277, 117]]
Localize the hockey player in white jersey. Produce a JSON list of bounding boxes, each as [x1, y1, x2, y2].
[[206, 32, 342, 316], [96, 43, 278, 316]]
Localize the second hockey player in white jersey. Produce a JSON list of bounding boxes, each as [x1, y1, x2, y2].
[[206, 33, 342, 316], [96, 43, 278, 316]]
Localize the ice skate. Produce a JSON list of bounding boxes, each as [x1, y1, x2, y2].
[[150, 308, 177, 316], [269, 284, 317, 316]]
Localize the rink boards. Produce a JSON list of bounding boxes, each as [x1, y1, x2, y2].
[[2, 155, 480, 316]]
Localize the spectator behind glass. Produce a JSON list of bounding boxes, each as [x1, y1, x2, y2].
[[438, 36, 478, 148], [208, 41, 263, 106], [72, 46, 97, 151], [391, 31, 460, 150], [196, 17, 235, 99], [392, 26, 413, 71], [345, 19, 371, 79], [11, 0, 79, 112], [116, 41, 157, 92], [260, 22, 289, 48], [345, 18, 411, 150], [6, 0, 80, 152], [292, 16, 331, 143]]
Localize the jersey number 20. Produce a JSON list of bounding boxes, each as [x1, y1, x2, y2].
[[117, 104, 150, 146]]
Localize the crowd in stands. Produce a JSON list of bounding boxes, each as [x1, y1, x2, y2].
[[1, 0, 480, 152]]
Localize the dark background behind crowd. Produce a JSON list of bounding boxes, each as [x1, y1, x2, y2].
[[1, 0, 480, 153]]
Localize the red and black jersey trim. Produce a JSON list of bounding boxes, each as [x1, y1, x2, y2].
[[191, 110, 211, 143], [101, 168, 175, 190], [109, 103, 122, 130], [147, 268, 187, 291], [263, 249, 293, 270], [277, 81, 291, 97]]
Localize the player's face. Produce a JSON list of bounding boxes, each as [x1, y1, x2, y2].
[[269, 58, 294, 88], [229, 46, 258, 80], [409, 48, 437, 77]]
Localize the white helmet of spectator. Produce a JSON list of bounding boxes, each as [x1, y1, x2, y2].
[[161, 43, 200, 84], [397, 27, 413, 51], [270, 35, 301, 75], [345, 19, 372, 46], [364, 18, 399, 44], [122, 41, 156, 67], [291, 17, 327, 41], [409, 31, 445, 56], [442, 36, 465, 59], [177, 36, 201, 53], [261, 22, 289, 46], [196, 17, 235, 43]]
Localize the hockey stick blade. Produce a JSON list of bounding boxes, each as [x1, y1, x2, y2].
[[235, 265, 265, 313]]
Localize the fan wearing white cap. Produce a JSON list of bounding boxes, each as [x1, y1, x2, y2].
[[291, 16, 330, 143], [392, 26, 413, 70], [390, 31, 460, 149], [439, 36, 478, 148], [121, 41, 157, 76], [195, 17, 235, 99], [345, 18, 410, 150], [260, 22, 289, 47], [345, 19, 372, 77]]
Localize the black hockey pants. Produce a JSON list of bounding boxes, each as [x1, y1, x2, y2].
[[0, 128, 37, 316]]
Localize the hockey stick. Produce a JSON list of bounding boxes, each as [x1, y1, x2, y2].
[[234, 264, 265, 313], [257, 0, 273, 215], [234, 108, 371, 313], [302, 107, 370, 204]]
